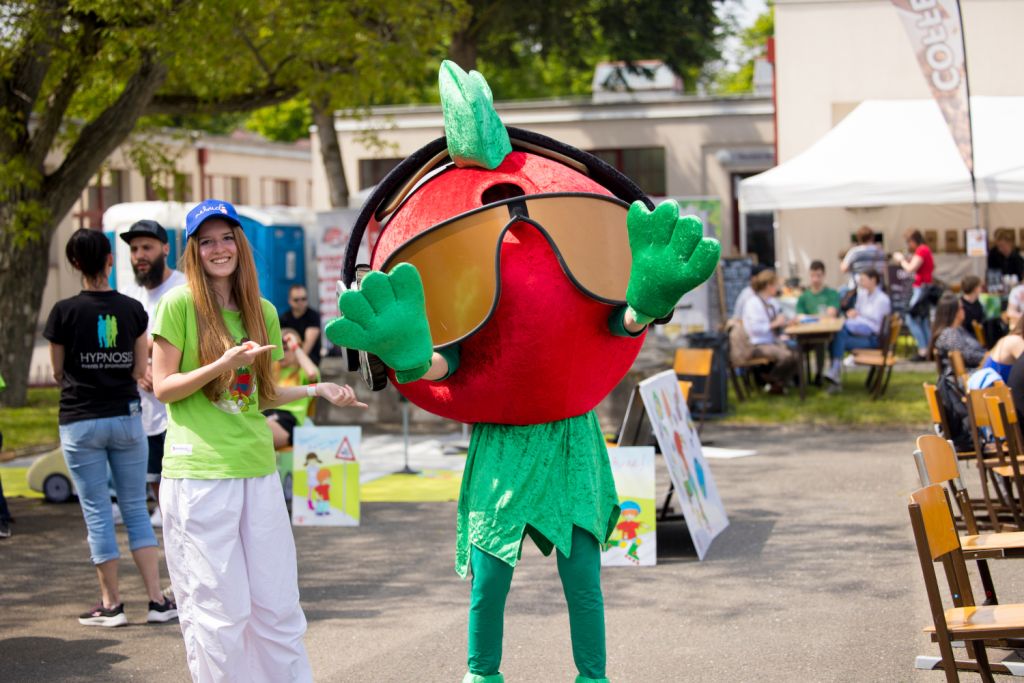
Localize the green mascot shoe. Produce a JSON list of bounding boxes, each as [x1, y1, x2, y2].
[[462, 673, 504, 683], [574, 677, 610, 683]]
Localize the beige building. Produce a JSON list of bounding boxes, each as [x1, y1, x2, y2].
[[312, 93, 775, 261], [761, 0, 1024, 284]]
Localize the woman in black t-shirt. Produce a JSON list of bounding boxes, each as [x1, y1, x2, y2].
[[43, 229, 176, 627]]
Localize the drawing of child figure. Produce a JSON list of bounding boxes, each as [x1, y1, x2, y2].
[[304, 454, 321, 511], [314, 468, 331, 516], [615, 501, 644, 564]]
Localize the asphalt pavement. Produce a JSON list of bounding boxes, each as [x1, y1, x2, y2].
[[1, 423, 1010, 682]]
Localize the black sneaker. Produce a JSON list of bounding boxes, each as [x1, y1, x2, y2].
[[79, 603, 127, 627], [147, 596, 178, 623], [0, 519, 11, 538]]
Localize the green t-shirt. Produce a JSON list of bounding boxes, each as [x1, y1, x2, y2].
[[152, 286, 284, 479], [277, 364, 318, 426], [796, 287, 840, 315]]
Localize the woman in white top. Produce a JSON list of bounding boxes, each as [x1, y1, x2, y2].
[[740, 270, 798, 394]]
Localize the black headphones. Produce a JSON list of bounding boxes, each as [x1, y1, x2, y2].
[[341, 126, 658, 375]]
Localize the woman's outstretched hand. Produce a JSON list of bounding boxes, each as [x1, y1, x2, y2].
[[219, 341, 275, 370], [315, 382, 369, 409]]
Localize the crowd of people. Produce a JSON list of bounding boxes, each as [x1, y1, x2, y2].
[[39, 200, 367, 682], [725, 225, 1024, 396]]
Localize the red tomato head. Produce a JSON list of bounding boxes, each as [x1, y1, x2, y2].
[[370, 151, 645, 424]]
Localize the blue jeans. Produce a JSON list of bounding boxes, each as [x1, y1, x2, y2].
[[906, 286, 931, 352], [830, 325, 880, 360], [58, 414, 157, 564]]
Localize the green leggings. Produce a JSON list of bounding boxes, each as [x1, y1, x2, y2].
[[467, 525, 607, 680]]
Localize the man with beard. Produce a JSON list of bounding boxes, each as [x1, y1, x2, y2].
[[118, 220, 186, 527]]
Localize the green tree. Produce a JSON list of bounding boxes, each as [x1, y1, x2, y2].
[[715, 3, 773, 94], [447, 0, 724, 99], [0, 0, 462, 406]]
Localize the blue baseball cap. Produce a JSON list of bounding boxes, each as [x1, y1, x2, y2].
[[185, 199, 241, 238]]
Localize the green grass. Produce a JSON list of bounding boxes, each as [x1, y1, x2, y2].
[[1, 387, 60, 453], [720, 368, 933, 427]]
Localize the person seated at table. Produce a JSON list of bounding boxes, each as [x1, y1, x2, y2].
[[1007, 281, 1024, 327], [741, 269, 798, 395], [988, 229, 1024, 281], [978, 315, 1024, 382], [959, 275, 985, 336], [797, 260, 839, 318], [839, 225, 886, 293], [930, 293, 987, 375], [731, 263, 773, 322], [823, 268, 891, 386]]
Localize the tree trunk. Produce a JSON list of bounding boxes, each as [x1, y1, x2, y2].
[[0, 208, 57, 407], [448, 28, 479, 71], [312, 101, 349, 208]]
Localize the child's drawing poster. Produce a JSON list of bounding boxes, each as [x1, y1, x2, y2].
[[602, 446, 657, 567], [292, 426, 360, 526], [639, 370, 728, 559]]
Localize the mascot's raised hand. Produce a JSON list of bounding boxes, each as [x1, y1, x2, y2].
[[324, 263, 434, 384], [625, 200, 721, 324]]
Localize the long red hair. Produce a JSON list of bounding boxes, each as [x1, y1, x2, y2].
[[181, 223, 276, 403]]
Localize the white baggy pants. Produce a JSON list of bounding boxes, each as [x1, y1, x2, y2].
[[161, 474, 313, 683]]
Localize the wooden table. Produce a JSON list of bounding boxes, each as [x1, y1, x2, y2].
[[783, 318, 845, 400]]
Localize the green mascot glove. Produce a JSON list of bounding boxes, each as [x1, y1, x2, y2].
[[625, 200, 721, 324], [324, 263, 434, 384]]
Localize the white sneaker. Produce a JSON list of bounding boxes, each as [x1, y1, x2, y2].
[[111, 502, 123, 526], [843, 355, 856, 368], [149, 506, 162, 528], [823, 368, 841, 386]]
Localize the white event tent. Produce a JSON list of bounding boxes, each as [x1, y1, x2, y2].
[[739, 97, 1024, 213]]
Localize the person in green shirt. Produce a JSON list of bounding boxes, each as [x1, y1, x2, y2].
[[263, 327, 321, 449], [796, 260, 840, 317], [151, 199, 367, 683], [797, 260, 841, 383]]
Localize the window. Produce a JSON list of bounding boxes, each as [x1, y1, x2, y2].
[[79, 169, 129, 227], [144, 172, 192, 202], [228, 176, 245, 205], [202, 175, 247, 204], [590, 147, 666, 196], [358, 158, 403, 190], [272, 179, 293, 206]]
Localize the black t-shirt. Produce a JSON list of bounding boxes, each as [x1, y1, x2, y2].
[[43, 290, 147, 425], [280, 307, 322, 365], [988, 247, 1024, 280], [960, 297, 985, 334]]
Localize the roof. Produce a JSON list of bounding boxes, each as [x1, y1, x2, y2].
[[739, 97, 1024, 212]]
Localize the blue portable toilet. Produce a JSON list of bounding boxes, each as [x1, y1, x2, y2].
[[103, 231, 118, 289], [235, 208, 306, 313]]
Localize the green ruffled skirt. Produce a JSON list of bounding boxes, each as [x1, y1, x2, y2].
[[455, 411, 620, 578]]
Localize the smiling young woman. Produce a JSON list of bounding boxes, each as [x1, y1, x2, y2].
[[151, 200, 367, 683]]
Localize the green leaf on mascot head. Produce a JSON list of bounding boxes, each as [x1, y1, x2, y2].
[[439, 60, 512, 170]]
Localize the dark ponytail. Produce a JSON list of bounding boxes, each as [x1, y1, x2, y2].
[[65, 228, 111, 278]]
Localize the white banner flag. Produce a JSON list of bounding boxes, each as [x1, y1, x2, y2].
[[891, 0, 974, 173]]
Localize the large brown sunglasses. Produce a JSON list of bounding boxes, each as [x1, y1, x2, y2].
[[379, 192, 631, 348]]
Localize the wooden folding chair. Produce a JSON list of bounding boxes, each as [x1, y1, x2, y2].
[[923, 382, 975, 460], [909, 484, 1024, 682], [966, 385, 1020, 532], [972, 320, 987, 347], [853, 314, 902, 399], [728, 356, 770, 402], [674, 348, 714, 430], [950, 349, 969, 390], [983, 390, 1024, 530], [913, 435, 1024, 605], [678, 380, 692, 402]]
